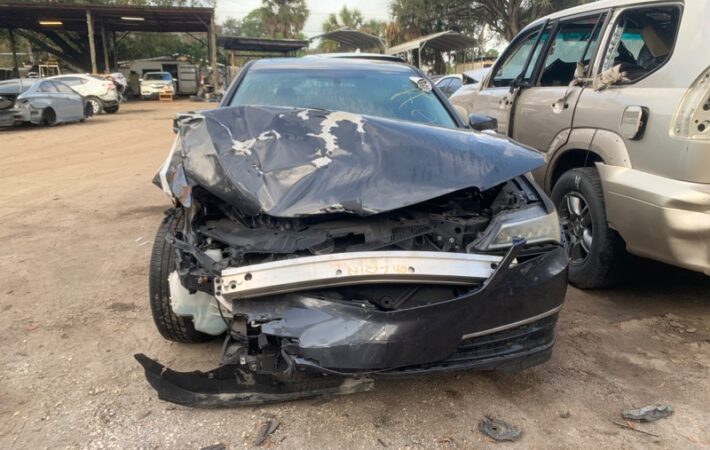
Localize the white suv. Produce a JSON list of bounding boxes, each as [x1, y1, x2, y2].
[[49, 74, 119, 114], [452, 0, 709, 287]]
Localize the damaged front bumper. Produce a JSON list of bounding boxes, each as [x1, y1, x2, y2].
[[137, 243, 567, 406]]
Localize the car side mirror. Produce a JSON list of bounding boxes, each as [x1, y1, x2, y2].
[[469, 114, 498, 132]]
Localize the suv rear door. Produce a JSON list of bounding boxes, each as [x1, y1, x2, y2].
[[512, 12, 608, 151]]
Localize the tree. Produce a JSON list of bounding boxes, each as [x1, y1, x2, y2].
[[322, 6, 364, 33], [258, 0, 309, 39], [472, 0, 593, 41], [319, 7, 386, 52]]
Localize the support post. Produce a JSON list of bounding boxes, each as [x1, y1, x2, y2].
[[209, 13, 219, 90], [9, 28, 19, 78], [86, 9, 97, 74], [112, 31, 118, 69], [101, 22, 110, 73]]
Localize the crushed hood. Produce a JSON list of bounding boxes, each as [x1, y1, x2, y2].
[[159, 105, 544, 217]]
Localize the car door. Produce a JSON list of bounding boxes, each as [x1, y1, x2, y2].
[[474, 24, 550, 135], [52, 81, 84, 119], [512, 12, 608, 152]]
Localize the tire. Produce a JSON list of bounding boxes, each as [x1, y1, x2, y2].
[[84, 102, 94, 118], [41, 108, 56, 126], [551, 167, 626, 289], [104, 104, 119, 114], [86, 96, 103, 115], [149, 210, 212, 343]]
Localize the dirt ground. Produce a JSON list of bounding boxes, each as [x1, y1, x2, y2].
[[1, 100, 709, 450]]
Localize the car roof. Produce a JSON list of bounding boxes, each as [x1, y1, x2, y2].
[[525, 0, 668, 31], [249, 57, 415, 73], [306, 53, 405, 62]]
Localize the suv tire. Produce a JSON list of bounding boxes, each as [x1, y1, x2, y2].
[[149, 211, 212, 343], [551, 167, 626, 288]]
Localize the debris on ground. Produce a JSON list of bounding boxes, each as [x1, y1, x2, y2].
[[559, 411, 571, 419], [610, 420, 660, 437], [253, 418, 280, 446], [622, 404, 673, 422], [478, 416, 522, 442], [200, 444, 226, 450]]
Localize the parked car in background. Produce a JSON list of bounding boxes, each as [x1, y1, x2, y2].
[[0, 79, 87, 127], [49, 74, 119, 115], [437, 69, 491, 98], [140, 72, 175, 100], [451, 0, 710, 287], [449, 68, 491, 102], [136, 57, 569, 406], [435, 74, 463, 97]]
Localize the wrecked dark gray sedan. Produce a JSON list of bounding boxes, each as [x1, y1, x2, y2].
[[137, 58, 568, 406]]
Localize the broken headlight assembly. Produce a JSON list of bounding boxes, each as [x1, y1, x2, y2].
[[14, 99, 30, 109], [473, 205, 560, 251]]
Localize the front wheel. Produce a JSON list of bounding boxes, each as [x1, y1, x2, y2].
[[551, 167, 626, 289], [41, 108, 56, 126], [149, 211, 212, 343]]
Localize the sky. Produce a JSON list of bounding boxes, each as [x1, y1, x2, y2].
[[215, 0, 392, 38]]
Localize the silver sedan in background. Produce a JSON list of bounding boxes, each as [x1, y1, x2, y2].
[[0, 79, 88, 127]]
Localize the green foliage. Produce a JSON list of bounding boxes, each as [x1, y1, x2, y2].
[[318, 7, 386, 52], [258, 0, 309, 39]]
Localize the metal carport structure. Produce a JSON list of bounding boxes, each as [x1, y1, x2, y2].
[[385, 31, 477, 69], [0, 2, 219, 88], [310, 28, 385, 52]]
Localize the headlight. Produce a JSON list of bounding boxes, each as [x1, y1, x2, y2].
[[15, 99, 30, 109], [473, 205, 560, 251]]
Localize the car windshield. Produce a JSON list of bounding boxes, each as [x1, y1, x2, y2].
[[145, 73, 170, 81], [229, 67, 458, 128]]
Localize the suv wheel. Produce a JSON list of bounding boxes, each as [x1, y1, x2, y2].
[[149, 210, 212, 343], [551, 167, 626, 288]]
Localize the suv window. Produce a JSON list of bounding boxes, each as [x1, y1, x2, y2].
[[601, 5, 681, 82], [539, 15, 604, 86], [491, 27, 550, 87]]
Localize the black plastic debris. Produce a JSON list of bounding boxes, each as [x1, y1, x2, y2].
[[200, 444, 226, 450], [622, 404, 673, 422], [253, 418, 280, 446], [134, 354, 374, 407], [478, 416, 522, 442]]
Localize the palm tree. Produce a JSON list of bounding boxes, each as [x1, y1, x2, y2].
[[319, 7, 385, 52], [259, 0, 309, 39]]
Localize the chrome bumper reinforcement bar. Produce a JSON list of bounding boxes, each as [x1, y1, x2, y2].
[[215, 251, 504, 301]]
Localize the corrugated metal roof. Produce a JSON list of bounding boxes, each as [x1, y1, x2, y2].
[[217, 36, 308, 54], [386, 31, 477, 55], [0, 2, 213, 33], [311, 28, 385, 50]]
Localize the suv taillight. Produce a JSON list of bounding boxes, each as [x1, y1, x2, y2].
[[672, 67, 710, 140]]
